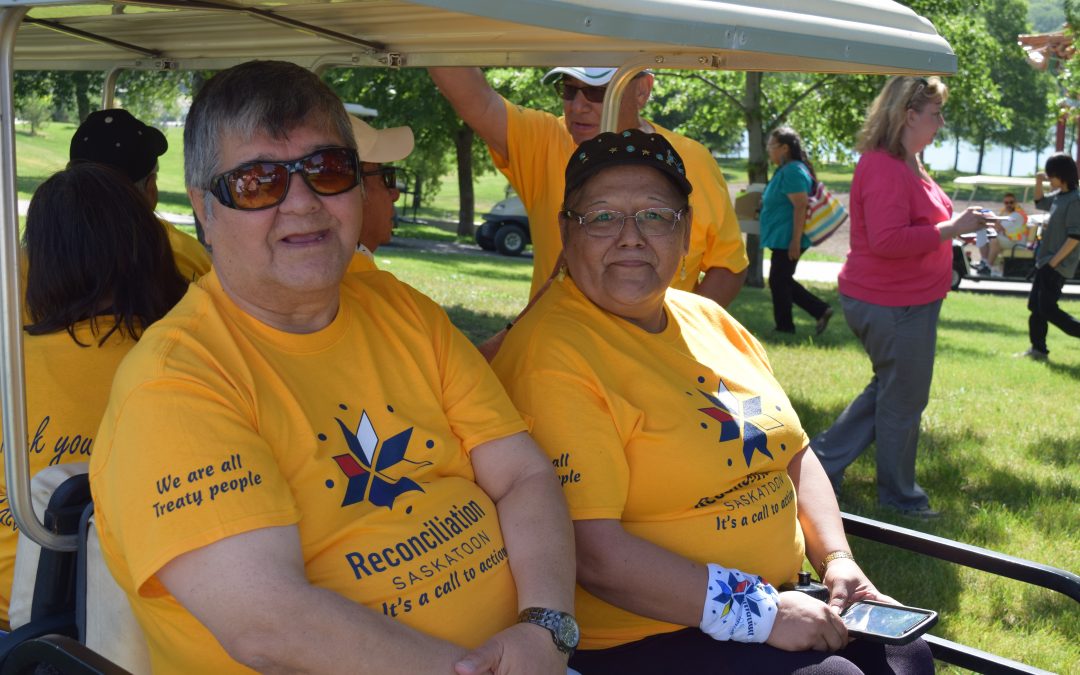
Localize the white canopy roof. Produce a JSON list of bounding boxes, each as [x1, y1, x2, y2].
[[6, 0, 956, 75]]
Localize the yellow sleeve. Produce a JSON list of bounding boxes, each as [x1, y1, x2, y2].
[[403, 283, 527, 451], [492, 98, 567, 212], [92, 377, 300, 596], [505, 365, 630, 521]]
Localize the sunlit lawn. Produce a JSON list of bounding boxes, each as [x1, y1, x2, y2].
[[376, 244, 1079, 674]]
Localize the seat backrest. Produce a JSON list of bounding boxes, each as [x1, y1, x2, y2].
[[9, 464, 150, 674], [9, 462, 90, 629], [82, 515, 150, 675]]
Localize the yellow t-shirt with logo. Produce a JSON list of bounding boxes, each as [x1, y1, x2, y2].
[[89, 269, 526, 674], [161, 219, 211, 281], [493, 99, 748, 298], [0, 322, 135, 623], [491, 277, 807, 649]]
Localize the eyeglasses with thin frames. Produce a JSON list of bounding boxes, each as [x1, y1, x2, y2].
[[562, 207, 685, 237], [209, 146, 360, 211]]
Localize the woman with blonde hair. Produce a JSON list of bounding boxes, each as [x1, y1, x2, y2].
[[811, 76, 993, 518]]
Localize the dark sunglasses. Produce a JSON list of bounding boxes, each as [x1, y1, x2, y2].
[[209, 146, 360, 211], [360, 165, 398, 190], [553, 80, 608, 104]]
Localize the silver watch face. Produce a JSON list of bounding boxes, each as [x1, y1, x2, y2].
[[557, 614, 580, 648]]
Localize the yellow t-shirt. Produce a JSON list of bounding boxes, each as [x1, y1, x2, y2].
[[491, 278, 807, 649], [493, 99, 748, 298], [348, 246, 378, 272], [161, 219, 211, 281], [0, 322, 135, 622], [89, 270, 527, 674]]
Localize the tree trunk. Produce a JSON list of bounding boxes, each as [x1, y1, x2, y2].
[[74, 72, 92, 122], [742, 72, 766, 288], [1008, 146, 1015, 177], [954, 138, 960, 171], [976, 137, 986, 175], [454, 124, 475, 238]]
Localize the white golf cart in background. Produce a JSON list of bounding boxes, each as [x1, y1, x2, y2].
[[948, 174, 1080, 289], [0, 1, 1075, 673], [477, 189, 530, 256]]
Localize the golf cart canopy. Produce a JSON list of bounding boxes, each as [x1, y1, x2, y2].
[[6, 0, 956, 74], [1, 0, 954, 551]]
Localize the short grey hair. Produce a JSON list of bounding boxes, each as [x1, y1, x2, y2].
[[184, 60, 356, 191]]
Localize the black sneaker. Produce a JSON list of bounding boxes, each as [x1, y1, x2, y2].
[[815, 307, 835, 336], [974, 261, 991, 276]]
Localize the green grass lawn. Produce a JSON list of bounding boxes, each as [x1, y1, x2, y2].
[[374, 244, 1079, 673]]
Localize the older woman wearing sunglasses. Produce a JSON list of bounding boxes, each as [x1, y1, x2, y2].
[[492, 129, 933, 674]]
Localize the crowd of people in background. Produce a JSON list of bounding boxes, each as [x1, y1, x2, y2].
[[0, 63, 1075, 674]]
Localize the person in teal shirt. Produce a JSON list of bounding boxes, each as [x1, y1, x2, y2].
[[760, 126, 833, 334]]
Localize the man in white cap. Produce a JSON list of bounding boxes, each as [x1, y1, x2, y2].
[[430, 66, 748, 307], [349, 116, 414, 266]]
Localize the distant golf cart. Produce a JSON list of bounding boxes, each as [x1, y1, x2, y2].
[[949, 174, 1080, 289], [476, 189, 530, 256]]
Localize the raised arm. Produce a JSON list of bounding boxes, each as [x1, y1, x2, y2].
[[158, 525, 468, 675], [429, 67, 510, 160]]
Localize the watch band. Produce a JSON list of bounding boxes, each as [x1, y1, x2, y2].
[[517, 607, 580, 655], [818, 550, 855, 577]]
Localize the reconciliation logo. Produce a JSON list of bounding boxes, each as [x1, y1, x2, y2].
[[331, 409, 432, 509], [697, 379, 784, 467]]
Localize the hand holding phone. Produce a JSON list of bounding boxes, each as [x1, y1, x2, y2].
[[840, 600, 937, 645]]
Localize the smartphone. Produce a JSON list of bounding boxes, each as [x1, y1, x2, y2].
[[840, 600, 938, 645]]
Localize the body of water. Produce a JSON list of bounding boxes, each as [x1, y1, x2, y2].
[[921, 139, 1064, 177]]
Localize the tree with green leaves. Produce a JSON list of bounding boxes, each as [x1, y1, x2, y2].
[[327, 67, 487, 236], [973, 0, 1056, 175], [16, 94, 51, 136]]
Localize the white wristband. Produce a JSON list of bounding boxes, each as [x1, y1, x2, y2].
[[699, 563, 780, 643]]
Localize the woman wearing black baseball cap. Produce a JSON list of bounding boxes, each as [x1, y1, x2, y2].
[[490, 129, 931, 674]]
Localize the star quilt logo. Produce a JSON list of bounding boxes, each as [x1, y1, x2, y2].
[[711, 571, 767, 623], [698, 380, 784, 467], [332, 411, 431, 509]]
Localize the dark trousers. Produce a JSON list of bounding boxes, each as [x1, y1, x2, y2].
[[769, 249, 830, 332], [570, 627, 934, 675], [1027, 264, 1080, 354]]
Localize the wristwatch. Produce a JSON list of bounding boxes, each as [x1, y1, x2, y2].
[[517, 607, 580, 655]]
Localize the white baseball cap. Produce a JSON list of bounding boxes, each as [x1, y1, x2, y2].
[[349, 115, 414, 163], [541, 67, 619, 86]]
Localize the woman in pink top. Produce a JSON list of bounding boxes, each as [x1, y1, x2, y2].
[[810, 76, 991, 519]]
